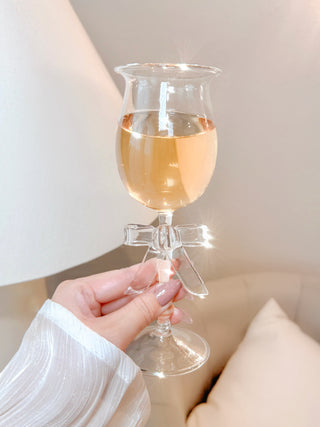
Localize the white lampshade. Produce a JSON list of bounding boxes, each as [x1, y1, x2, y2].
[[0, 0, 156, 286]]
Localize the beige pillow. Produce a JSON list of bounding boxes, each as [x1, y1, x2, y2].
[[187, 299, 320, 427]]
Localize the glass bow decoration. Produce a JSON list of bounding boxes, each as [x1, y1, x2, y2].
[[124, 219, 211, 297]]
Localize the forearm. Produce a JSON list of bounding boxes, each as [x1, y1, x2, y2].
[[0, 300, 150, 427]]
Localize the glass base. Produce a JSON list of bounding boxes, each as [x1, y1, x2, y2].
[[126, 326, 210, 377]]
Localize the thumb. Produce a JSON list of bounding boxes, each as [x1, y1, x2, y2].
[[96, 279, 181, 351]]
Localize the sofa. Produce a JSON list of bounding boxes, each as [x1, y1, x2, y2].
[[144, 272, 320, 426]]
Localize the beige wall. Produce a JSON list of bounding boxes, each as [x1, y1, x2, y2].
[[64, 0, 320, 284]]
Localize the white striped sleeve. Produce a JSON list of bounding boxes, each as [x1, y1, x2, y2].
[[0, 300, 150, 427]]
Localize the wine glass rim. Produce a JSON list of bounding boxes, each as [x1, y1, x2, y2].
[[114, 63, 222, 79]]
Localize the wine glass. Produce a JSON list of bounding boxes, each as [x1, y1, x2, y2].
[[115, 63, 221, 376]]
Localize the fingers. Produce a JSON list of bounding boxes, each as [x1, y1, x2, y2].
[[101, 281, 187, 315], [101, 294, 133, 315], [170, 307, 193, 325], [82, 259, 159, 303], [80, 258, 180, 304], [93, 279, 182, 350]]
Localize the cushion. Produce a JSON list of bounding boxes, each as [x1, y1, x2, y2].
[[187, 299, 320, 427]]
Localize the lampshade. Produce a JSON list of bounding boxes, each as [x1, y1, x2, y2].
[[0, 0, 156, 286]]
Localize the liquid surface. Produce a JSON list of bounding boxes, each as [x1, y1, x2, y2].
[[116, 111, 217, 211]]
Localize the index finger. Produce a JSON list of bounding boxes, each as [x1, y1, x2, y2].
[[82, 259, 159, 303]]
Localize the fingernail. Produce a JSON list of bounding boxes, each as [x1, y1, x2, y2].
[[169, 266, 176, 279], [172, 258, 180, 270], [174, 286, 187, 301], [185, 292, 194, 301], [179, 308, 193, 324], [153, 279, 181, 306]]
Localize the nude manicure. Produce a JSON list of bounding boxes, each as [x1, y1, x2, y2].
[[153, 279, 181, 306]]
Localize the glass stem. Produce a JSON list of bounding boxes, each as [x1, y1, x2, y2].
[[158, 211, 173, 226], [155, 211, 174, 338]]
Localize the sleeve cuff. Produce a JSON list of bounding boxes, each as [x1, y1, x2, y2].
[[39, 299, 140, 384]]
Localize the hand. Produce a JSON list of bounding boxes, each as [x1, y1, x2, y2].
[[52, 261, 187, 351]]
